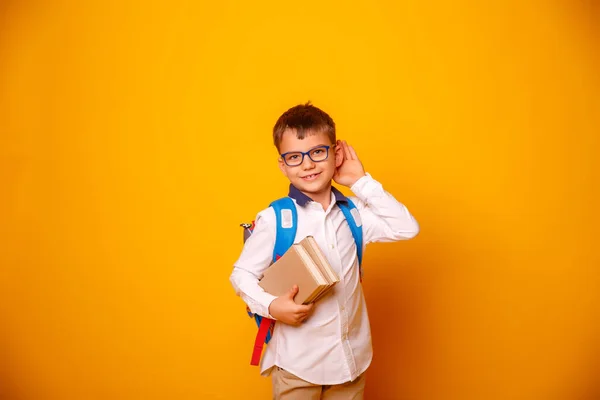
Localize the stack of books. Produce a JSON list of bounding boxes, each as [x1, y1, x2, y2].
[[259, 236, 339, 304]]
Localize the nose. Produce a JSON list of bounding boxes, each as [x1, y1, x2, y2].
[[300, 154, 316, 170]]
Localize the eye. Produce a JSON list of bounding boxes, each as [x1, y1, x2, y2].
[[312, 149, 324, 155], [286, 154, 301, 162]]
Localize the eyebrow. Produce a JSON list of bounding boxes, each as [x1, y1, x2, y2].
[[284, 144, 330, 153]]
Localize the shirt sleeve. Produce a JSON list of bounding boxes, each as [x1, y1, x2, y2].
[[349, 173, 420, 244], [229, 206, 279, 319]]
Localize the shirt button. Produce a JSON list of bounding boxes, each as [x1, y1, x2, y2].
[[330, 244, 335, 249]]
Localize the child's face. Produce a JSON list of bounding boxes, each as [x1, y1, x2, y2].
[[278, 129, 342, 197]]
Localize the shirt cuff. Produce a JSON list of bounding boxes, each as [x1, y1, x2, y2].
[[257, 292, 278, 320], [350, 172, 383, 201]]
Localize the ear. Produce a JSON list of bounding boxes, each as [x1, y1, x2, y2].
[[334, 141, 344, 168], [278, 158, 289, 177]]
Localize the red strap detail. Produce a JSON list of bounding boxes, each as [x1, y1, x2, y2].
[[250, 318, 275, 366], [250, 255, 280, 365]]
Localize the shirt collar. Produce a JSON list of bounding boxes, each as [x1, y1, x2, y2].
[[288, 184, 349, 207]]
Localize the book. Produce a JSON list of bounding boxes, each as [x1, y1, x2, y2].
[[258, 236, 340, 305]]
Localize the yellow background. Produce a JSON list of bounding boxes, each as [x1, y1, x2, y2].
[[1, 1, 598, 399]]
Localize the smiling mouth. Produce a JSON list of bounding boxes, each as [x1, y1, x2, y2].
[[301, 172, 321, 181]]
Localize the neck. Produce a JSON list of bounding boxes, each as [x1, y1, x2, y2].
[[303, 184, 332, 210]]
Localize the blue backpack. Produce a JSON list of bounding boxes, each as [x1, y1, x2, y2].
[[242, 196, 364, 366]]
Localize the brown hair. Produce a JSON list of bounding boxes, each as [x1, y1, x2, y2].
[[273, 102, 336, 152]]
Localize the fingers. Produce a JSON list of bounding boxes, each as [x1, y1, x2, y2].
[[295, 306, 308, 314], [287, 285, 299, 299], [338, 140, 356, 161], [348, 144, 358, 160], [297, 303, 313, 313], [288, 312, 307, 326], [343, 140, 352, 160], [295, 313, 309, 325], [291, 303, 314, 325]]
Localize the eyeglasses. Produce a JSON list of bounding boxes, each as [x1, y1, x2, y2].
[[280, 145, 334, 167]]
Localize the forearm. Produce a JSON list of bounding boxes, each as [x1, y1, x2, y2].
[[351, 173, 419, 241], [230, 267, 277, 318]]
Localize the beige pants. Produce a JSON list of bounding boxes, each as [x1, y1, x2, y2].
[[271, 366, 366, 400]]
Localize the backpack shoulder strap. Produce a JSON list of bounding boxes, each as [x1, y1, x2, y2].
[[269, 197, 298, 263], [337, 199, 364, 276], [249, 197, 298, 366]]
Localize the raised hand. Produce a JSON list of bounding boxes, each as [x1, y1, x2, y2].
[[333, 140, 366, 187]]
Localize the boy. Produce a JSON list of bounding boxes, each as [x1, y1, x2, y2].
[[230, 103, 419, 399]]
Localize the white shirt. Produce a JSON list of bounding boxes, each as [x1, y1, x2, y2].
[[230, 173, 419, 385]]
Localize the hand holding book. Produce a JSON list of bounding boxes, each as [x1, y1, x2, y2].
[[260, 236, 340, 326], [268, 285, 314, 326]]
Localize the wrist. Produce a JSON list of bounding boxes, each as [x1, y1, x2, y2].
[[266, 296, 278, 319], [348, 172, 367, 187]]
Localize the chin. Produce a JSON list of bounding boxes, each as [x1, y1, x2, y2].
[[293, 178, 331, 194]]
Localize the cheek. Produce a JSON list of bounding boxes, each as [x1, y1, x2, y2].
[[279, 162, 289, 177], [320, 160, 336, 178], [286, 167, 301, 179], [327, 157, 337, 170]]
